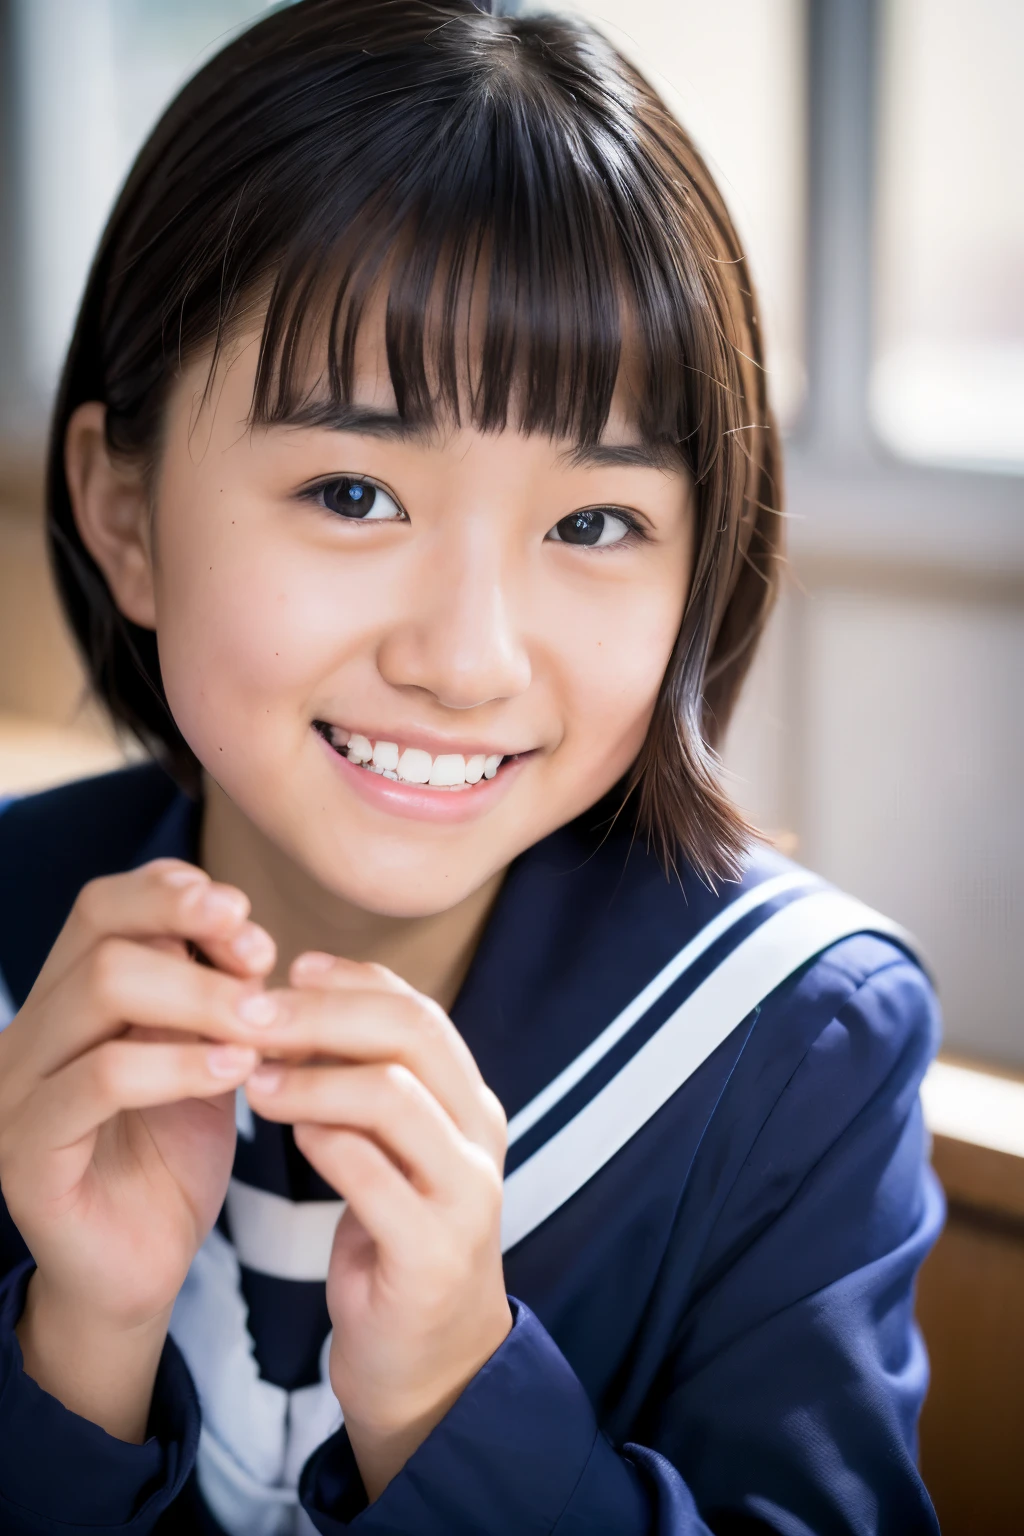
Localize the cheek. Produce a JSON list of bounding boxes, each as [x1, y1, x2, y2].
[[553, 575, 684, 770], [151, 505, 350, 754]]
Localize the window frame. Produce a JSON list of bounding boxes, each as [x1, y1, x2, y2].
[[789, 0, 1023, 580]]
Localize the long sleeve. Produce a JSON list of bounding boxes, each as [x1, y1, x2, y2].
[[0, 1260, 202, 1534], [299, 955, 943, 1535]]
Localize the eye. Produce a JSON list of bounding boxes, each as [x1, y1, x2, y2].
[[316, 477, 406, 522], [546, 508, 636, 548]]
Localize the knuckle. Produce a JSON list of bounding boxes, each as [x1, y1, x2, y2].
[[482, 1087, 508, 1147], [292, 1120, 318, 1153], [88, 937, 129, 1003], [381, 1060, 421, 1105], [146, 856, 206, 900], [366, 960, 404, 993], [170, 878, 209, 921], [413, 996, 448, 1044], [90, 1042, 126, 1099], [387, 996, 431, 1055], [465, 1145, 504, 1206], [392, 991, 423, 1028], [74, 876, 110, 932], [145, 857, 186, 879]]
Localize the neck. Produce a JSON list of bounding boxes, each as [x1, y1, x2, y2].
[[199, 776, 505, 1010]]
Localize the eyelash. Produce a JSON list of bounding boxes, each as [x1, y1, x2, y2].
[[299, 476, 650, 548]]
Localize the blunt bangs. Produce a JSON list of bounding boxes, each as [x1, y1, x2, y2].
[[48, 0, 784, 881], [244, 23, 702, 458]]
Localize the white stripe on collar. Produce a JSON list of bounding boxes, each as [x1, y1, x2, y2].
[[500, 888, 912, 1250], [505, 870, 816, 1146], [226, 1178, 344, 1283]]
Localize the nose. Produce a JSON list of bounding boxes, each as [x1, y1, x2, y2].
[[376, 535, 532, 710]]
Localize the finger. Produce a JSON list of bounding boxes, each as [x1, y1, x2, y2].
[[292, 1124, 424, 1252], [26, 938, 281, 1077], [14, 1039, 259, 1155], [147, 935, 191, 959], [279, 966, 506, 1158], [246, 1060, 498, 1201], [30, 860, 275, 1000], [290, 951, 409, 997]]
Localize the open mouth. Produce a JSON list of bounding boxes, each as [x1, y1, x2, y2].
[[312, 720, 522, 790]]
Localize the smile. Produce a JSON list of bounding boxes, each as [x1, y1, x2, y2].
[[313, 721, 514, 790]]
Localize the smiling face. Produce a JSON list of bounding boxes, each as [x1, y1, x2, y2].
[[78, 322, 693, 919]]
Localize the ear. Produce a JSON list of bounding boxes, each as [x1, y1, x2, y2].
[[64, 402, 158, 629]]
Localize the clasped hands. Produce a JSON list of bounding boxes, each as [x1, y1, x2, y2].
[[0, 859, 511, 1500]]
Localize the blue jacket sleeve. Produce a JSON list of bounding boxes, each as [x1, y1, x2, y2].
[[0, 1259, 202, 1533], [299, 955, 943, 1535]]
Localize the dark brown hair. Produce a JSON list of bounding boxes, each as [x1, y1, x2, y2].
[[46, 0, 783, 880]]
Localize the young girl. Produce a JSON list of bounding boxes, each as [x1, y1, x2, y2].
[[0, 2, 942, 1532]]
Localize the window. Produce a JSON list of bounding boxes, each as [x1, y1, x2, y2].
[[873, 0, 1024, 470], [11, 0, 282, 409]]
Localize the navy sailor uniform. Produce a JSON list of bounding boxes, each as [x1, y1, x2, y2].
[[0, 764, 943, 1534]]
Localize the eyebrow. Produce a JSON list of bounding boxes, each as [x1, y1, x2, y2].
[[277, 400, 681, 469], [562, 441, 682, 471], [279, 402, 440, 442]]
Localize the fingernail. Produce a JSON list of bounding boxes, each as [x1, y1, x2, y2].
[[202, 888, 249, 924], [293, 951, 335, 976], [236, 991, 279, 1027], [232, 925, 276, 968], [248, 1063, 284, 1093], [208, 1044, 258, 1078]]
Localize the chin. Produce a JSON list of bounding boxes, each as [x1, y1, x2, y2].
[[298, 835, 490, 918]]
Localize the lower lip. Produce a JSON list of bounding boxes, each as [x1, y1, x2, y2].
[[315, 731, 530, 823]]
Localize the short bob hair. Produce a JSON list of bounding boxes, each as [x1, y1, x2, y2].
[[47, 0, 783, 881]]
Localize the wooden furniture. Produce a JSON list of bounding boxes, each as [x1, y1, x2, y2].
[[918, 1057, 1024, 1533]]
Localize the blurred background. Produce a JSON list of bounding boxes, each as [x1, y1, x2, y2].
[[0, 2, 1020, 1527]]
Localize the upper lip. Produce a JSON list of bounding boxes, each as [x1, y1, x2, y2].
[[314, 718, 534, 760]]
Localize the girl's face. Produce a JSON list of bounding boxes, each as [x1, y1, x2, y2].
[[136, 330, 693, 917]]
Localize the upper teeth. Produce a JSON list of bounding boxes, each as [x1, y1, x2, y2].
[[333, 728, 503, 787]]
